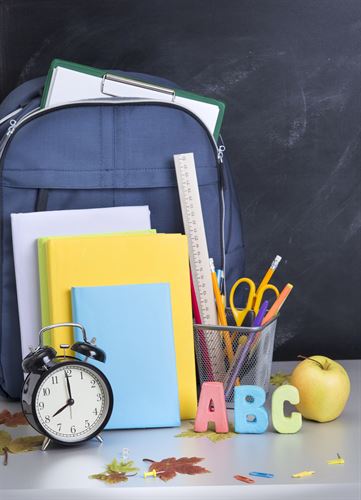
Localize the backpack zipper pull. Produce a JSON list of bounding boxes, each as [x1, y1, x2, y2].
[[6, 119, 17, 137], [217, 144, 225, 163]]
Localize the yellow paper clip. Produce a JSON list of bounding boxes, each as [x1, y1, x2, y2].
[[328, 453, 344, 465], [292, 470, 315, 478]]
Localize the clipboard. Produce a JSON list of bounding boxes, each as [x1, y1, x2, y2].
[[41, 59, 225, 139]]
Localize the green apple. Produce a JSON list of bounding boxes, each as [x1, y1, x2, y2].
[[290, 356, 351, 422]]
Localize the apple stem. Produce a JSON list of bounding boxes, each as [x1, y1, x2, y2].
[[297, 355, 325, 370]]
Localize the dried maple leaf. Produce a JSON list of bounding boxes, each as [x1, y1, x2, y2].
[[270, 372, 291, 387], [7, 436, 44, 453], [89, 459, 139, 484], [144, 456, 210, 482], [89, 472, 129, 484], [0, 431, 11, 453], [0, 430, 43, 465], [0, 410, 11, 425], [175, 422, 237, 443], [0, 410, 28, 428]]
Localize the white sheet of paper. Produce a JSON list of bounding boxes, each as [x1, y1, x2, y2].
[[11, 205, 151, 360], [45, 66, 219, 136]]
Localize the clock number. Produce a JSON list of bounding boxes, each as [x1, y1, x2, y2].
[[38, 401, 44, 410], [85, 420, 90, 429], [43, 387, 50, 396], [70, 425, 76, 434], [57, 423, 62, 432], [65, 368, 72, 377], [96, 393, 102, 402], [45, 415, 50, 423], [93, 408, 98, 416], [80, 371, 84, 380], [90, 379, 96, 388], [51, 375, 58, 385]]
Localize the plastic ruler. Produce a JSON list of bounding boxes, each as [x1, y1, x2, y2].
[[174, 153, 226, 379]]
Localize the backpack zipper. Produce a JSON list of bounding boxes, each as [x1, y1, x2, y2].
[[0, 99, 225, 164]]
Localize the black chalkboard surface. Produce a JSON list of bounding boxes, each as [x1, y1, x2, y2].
[[1, 0, 360, 360]]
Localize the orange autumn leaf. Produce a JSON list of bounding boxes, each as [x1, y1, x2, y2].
[[144, 456, 210, 482], [0, 410, 28, 428], [0, 410, 11, 425]]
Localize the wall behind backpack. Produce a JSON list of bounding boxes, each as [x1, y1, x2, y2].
[[0, 0, 360, 361]]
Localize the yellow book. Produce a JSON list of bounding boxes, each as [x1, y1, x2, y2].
[[38, 230, 155, 328], [41, 232, 197, 418]]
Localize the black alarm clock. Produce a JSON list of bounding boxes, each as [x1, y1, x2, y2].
[[21, 323, 113, 450]]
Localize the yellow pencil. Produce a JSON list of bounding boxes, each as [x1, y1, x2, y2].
[[256, 255, 282, 295], [209, 259, 234, 363]]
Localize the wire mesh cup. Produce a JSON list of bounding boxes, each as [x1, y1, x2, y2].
[[193, 309, 277, 408]]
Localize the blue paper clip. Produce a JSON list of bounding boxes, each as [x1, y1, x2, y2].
[[249, 472, 274, 478]]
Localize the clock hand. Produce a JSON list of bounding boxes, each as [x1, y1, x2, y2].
[[52, 401, 71, 418], [65, 372, 73, 400], [64, 372, 74, 419]]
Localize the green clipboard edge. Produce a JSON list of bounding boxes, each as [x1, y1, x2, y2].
[[175, 88, 225, 142], [41, 59, 225, 140], [38, 229, 155, 346], [41, 59, 105, 108]]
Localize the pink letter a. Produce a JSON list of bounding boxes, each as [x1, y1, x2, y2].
[[194, 382, 229, 433]]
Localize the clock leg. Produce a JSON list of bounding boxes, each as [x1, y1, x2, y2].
[[41, 437, 51, 451], [95, 434, 103, 444]]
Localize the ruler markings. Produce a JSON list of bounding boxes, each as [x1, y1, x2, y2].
[[174, 153, 226, 379]]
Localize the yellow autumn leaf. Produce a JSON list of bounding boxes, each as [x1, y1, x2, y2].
[[270, 372, 291, 387], [7, 435, 44, 453], [175, 423, 237, 443], [0, 431, 11, 454]]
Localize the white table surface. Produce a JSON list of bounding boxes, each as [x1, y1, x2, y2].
[[1, 360, 360, 500]]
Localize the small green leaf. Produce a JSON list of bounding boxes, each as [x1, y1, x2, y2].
[[175, 423, 237, 443], [0, 431, 11, 454], [90, 458, 139, 484], [270, 372, 291, 387], [106, 459, 139, 474], [7, 435, 44, 453]]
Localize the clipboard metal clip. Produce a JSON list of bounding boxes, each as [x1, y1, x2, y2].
[[101, 73, 176, 101]]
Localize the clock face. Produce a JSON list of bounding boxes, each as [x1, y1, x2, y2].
[[34, 363, 112, 443]]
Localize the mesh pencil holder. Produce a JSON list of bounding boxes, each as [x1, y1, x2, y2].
[[193, 309, 277, 408]]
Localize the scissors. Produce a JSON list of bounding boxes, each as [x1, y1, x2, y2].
[[229, 277, 280, 327]]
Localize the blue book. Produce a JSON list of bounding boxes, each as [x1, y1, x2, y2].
[[71, 283, 180, 429]]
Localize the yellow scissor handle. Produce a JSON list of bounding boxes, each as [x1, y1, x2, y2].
[[253, 284, 280, 315], [230, 277, 256, 326]]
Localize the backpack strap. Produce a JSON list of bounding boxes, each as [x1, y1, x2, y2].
[[35, 189, 49, 212]]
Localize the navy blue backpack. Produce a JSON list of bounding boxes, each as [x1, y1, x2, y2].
[[0, 70, 245, 399]]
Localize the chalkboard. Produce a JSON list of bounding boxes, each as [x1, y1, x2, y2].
[[1, 0, 360, 360]]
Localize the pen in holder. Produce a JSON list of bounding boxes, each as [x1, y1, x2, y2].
[[193, 309, 277, 408]]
